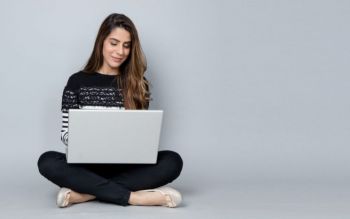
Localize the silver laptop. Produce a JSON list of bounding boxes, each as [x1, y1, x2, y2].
[[67, 109, 163, 164]]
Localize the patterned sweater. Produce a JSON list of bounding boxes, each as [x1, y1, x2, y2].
[[61, 71, 144, 146]]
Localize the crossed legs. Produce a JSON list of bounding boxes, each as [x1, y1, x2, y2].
[[37, 150, 183, 207]]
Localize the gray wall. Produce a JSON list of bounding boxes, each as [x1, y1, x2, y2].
[[0, 0, 349, 187]]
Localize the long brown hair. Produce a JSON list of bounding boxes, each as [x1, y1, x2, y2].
[[83, 13, 150, 109]]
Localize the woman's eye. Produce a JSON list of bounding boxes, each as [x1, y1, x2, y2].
[[111, 43, 117, 46], [124, 44, 130, 48]]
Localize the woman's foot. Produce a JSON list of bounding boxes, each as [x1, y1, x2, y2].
[[57, 188, 96, 208], [129, 187, 182, 207], [56, 188, 71, 207]]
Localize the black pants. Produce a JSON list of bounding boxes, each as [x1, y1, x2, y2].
[[37, 150, 183, 206]]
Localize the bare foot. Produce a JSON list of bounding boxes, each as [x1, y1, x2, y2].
[[128, 190, 169, 206], [68, 190, 96, 204]]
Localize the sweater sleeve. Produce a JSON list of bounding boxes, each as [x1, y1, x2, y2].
[[144, 77, 150, 110], [60, 74, 80, 146]]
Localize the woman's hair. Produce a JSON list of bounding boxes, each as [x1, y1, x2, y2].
[[83, 13, 150, 109]]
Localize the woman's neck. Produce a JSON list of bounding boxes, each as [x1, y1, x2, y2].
[[98, 65, 120, 76]]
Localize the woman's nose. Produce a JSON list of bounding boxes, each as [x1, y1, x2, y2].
[[115, 45, 124, 56]]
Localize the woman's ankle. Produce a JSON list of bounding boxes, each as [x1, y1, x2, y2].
[[128, 192, 140, 205]]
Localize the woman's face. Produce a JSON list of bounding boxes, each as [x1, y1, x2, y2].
[[101, 27, 131, 73]]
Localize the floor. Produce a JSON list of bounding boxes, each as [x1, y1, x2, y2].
[[2, 178, 349, 219]]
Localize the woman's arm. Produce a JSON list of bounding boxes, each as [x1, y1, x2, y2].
[[60, 74, 79, 146]]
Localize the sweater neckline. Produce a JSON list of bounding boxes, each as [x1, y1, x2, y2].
[[93, 71, 121, 77]]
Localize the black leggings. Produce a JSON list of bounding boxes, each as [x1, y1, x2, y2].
[[37, 150, 183, 206]]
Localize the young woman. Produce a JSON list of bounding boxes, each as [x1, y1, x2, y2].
[[37, 13, 183, 208]]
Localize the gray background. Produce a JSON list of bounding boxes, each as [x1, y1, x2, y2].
[[0, 0, 349, 218]]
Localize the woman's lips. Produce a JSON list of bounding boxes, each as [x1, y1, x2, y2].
[[112, 57, 123, 62]]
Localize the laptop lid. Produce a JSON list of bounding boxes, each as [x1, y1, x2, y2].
[[67, 109, 163, 164]]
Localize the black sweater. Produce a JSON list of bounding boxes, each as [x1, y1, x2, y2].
[[60, 71, 126, 146]]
